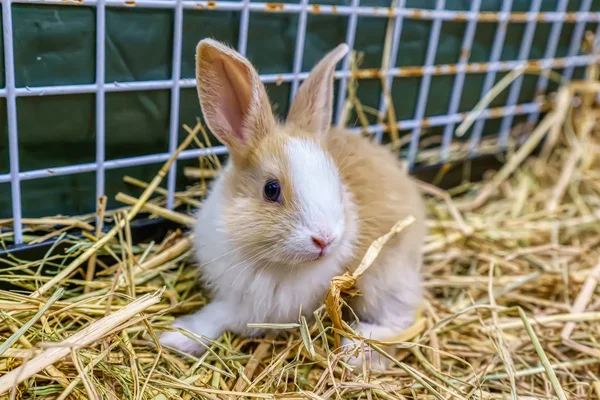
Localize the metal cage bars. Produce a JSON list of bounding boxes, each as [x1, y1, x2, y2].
[[2, 0, 21, 243], [468, 0, 513, 155], [2, 0, 600, 245], [9, 0, 600, 21], [439, 0, 481, 161], [95, 0, 106, 221], [497, 0, 543, 149], [406, 0, 445, 168], [166, 0, 185, 210]]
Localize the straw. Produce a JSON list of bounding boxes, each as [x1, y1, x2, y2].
[[0, 288, 64, 357], [561, 258, 600, 340], [123, 176, 203, 208], [29, 123, 200, 299], [324, 216, 415, 332], [85, 196, 107, 294], [115, 192, 196, 226], [1, 47, 600, 400], [0, 291, 162, 394], [517, 307, 567, 400]]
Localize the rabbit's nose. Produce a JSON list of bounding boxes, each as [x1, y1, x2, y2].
[[312, 235, 333, 250]]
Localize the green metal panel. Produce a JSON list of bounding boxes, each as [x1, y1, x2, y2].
[[0, 0, 597, 218]]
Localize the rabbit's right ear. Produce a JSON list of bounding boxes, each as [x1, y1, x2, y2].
[[196, 39, 275, 164]]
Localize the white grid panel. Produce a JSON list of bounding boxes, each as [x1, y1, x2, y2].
[[406, 0, 445, 169], [95, 0, 106, 208], [2, 0, 599, 245], [166, 0, 185, 210], [334, 0, 360, 126], [373, 0, 405, 144], [526, 0, 570, 129], [2, 0, 22, 242], [563, 0, 594, 82], [439, 0, 481, 161], [289, 0, 309, 100], [467, 0, 513, 155], [497, 0, 542, 148]]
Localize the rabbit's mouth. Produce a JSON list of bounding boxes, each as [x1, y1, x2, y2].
[[300, 240, 339, 264], [251, 230, 343, 267]]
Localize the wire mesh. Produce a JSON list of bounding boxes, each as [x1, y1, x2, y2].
[[2, 0, 600, 244]]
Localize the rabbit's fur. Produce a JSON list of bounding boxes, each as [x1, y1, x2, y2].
[[160, 40, 426, 370]]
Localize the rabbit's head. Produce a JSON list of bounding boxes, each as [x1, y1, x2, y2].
[[196, 39, 354, 266]]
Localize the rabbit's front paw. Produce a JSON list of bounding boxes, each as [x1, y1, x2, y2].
[[341, 336, 391, 372], [159, 330, 206, 355]]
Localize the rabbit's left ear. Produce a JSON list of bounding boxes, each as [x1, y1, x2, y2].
[[286, 44, 349, 137]]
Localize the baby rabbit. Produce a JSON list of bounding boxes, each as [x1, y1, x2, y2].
[[160, 39, 426, 370]]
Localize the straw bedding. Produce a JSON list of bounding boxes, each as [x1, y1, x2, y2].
[[1, 66, 600, 399]]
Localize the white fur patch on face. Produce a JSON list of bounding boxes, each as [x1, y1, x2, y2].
[[285, 138, 345, 257]]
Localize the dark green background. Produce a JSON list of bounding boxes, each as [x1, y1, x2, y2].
[[0, 0, 598, 218]]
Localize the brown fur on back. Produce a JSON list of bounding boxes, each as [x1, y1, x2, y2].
[[326, 128, 426, 271]]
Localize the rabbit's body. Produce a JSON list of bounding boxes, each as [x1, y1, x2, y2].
[[160, 40, 426, 370], [327, 128, 425, 332]]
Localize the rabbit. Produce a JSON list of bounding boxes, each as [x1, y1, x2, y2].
[[159, 39, 426, 371]]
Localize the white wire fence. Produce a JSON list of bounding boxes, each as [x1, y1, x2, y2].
[[2, 0, 600, 244]]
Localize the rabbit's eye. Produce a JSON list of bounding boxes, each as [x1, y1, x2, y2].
[[263, 180, 281, 203]]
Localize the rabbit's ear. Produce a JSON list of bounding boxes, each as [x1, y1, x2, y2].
[[287, 44, 348, 137], [196, 39, 275, 163]]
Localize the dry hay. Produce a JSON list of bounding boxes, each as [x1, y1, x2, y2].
[[1, 63, 600, 400]]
